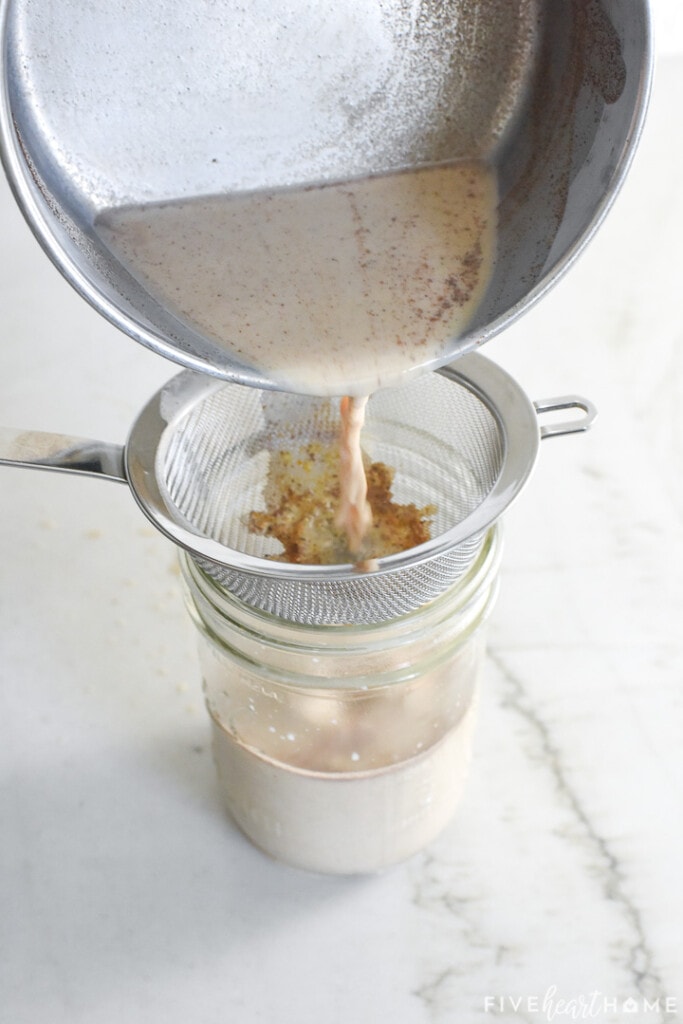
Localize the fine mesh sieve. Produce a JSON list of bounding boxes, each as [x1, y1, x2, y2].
[[160, 371, 504, 623], [0, 353, 595, 625]]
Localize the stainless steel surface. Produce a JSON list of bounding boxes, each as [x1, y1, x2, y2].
[[0, 353, 593, 624], [533, 396, 597, 439], [0, 0, 652, 390], [0, 427, 125, 481]]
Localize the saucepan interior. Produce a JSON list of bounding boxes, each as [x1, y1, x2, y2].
[[0, 0, 652, 386]]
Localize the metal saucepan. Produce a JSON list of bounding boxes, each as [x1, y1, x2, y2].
[[0, 1, 652, 392]]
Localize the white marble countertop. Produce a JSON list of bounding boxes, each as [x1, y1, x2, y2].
[[1, 49, 682, 1024]]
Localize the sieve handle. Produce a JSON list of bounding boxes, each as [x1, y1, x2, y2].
[[0, 427, 126, 482], [533, 396, 597, 439]]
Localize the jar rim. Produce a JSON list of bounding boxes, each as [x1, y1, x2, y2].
[[180, 524, 502, 647]]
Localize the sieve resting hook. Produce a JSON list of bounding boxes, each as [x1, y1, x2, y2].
[[533, 396, 597, 440]]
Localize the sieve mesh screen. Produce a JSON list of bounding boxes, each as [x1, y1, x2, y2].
[[154, 371, 506, 624], [160, 372, 504, 556]]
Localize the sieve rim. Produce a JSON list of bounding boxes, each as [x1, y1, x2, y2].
[[123, 352, 540, 581]]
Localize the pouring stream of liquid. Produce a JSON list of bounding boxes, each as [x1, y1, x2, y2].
[[336, 395, 372, 555]]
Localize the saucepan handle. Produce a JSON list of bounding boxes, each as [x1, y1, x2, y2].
[[533, 396, 597, 440], [0, 427, 126, 482]]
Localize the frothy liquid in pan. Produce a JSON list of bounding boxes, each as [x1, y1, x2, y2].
[[96, 161, 497, 560], [97, 161, 496, 394]]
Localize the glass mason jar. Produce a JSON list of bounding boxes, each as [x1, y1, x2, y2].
[[179, 526, 501, 874]]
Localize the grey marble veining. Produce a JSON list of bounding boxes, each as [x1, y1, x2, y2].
[[491, 650, 665, 1003]]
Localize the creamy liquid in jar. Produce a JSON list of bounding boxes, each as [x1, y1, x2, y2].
[[198, 601, 486, 873], [209, 698, 477, 874], [95, 161, 497, 396]]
